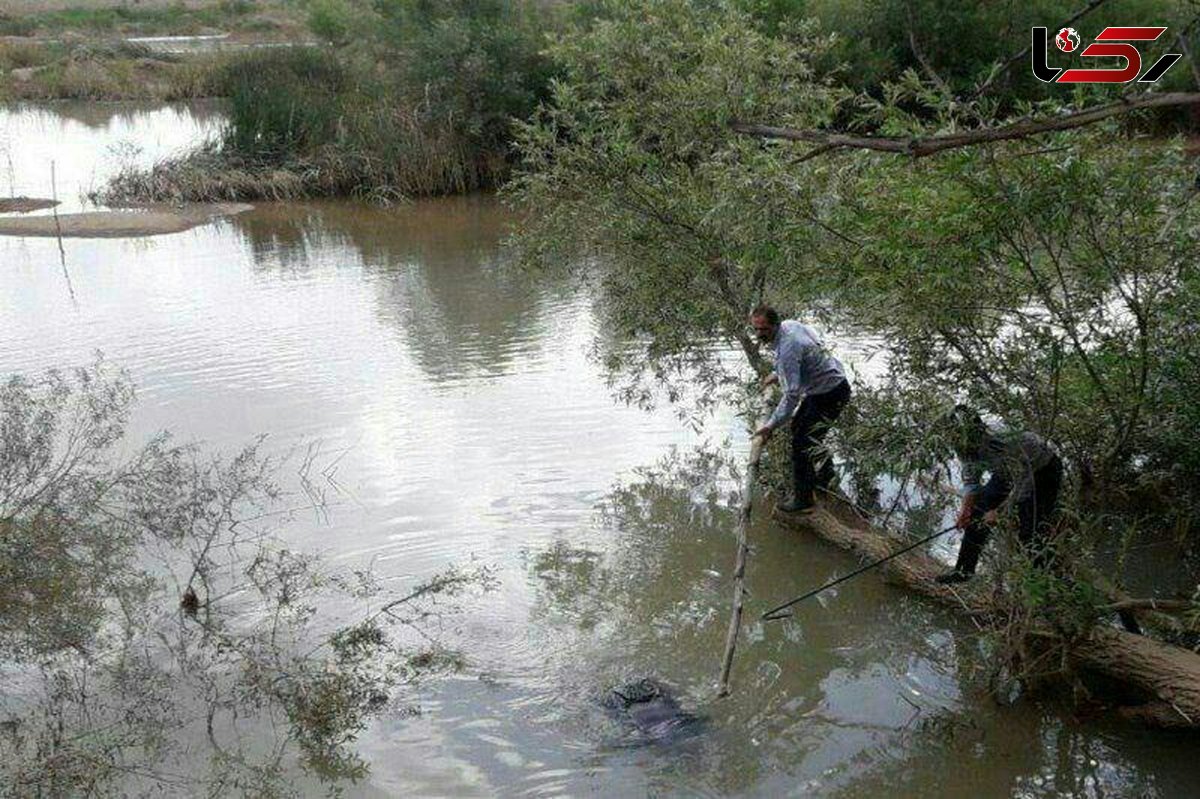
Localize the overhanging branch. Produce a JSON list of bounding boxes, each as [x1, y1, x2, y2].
[[731, 92, 1200, 158]]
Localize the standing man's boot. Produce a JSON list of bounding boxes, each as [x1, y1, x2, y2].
[[777, 493, 815, 514], [936, 526, 987, 584]]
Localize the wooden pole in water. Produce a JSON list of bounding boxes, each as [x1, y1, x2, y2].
[[717, 393, 771, 697], [49, 160, 76, 305]]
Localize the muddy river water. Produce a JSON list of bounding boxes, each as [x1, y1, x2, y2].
[[2, 102, 1197, 797]]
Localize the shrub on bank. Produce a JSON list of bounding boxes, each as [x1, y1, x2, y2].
[[102, 0, 564, 202], [0, 0, 283, 38], [219, 47, 351, 159], [371, 0, 561, 162], [98, 46, 508, 203]]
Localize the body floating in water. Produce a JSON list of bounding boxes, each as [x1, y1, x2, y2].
[[601, 678, 705, 744]]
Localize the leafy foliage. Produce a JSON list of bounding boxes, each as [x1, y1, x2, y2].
[[738, 0, 1194, 101], [220, 47, 353, 159], [510, 0, 854, 416], [0, 361, 484, 794], [508, 0, 1200, 683], [372, 0, 561, 151], [104, 0, 565, 201]]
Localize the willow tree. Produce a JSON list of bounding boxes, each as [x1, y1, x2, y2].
[[508, 0, 853, 416], [509, 0, 1200, 711], [814, 131, 1200, 518], [511, 0, 1200, 522]]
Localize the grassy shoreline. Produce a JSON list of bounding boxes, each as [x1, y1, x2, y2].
[[0, 1, 305, 39], [1, 38, 234, 101], [0, 0, 307, 101], [20, 0, 1195, 206], [87, 0, 560, 204]]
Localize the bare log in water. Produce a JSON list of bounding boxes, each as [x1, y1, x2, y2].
[[772, 497, 1200, 728]]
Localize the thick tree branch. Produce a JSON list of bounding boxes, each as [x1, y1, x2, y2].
[[731, 92, 1200, 158]]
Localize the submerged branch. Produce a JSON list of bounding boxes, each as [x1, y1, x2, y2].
[[772, 495, 1200, 728]]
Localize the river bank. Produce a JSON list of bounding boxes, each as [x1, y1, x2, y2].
[[0, 0, 304, 39], [0, 36, 232, 100], [0, 0, 308, 101], [0, 200, 250, 236]]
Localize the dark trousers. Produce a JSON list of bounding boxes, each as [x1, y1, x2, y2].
[[955, 454, 1063, 574], [790, 379, 851, 506]]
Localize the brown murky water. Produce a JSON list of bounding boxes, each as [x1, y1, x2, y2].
[[2, 102, 1198, 797]]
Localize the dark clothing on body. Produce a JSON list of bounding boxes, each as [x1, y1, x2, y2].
[[961, 423, 1058, 505], [790, 378, 852, 508], [952, 421, 1062, 574], [954, 452, 1063, 575]]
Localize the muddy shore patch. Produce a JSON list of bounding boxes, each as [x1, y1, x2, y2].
[[0, 202, 253, 238], [0, 197, 59, 213]]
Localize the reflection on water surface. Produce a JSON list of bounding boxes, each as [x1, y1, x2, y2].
[[1, 101, 1196, 797]]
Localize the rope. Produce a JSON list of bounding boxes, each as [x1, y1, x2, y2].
[[761, 523, 959, 621]]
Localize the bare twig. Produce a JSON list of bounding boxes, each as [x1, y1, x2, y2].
[[970, 0, 1116, 99], [905, 1, 953, 101], [793, 142, 843, 163], [377, 571, 478, 615], [1102, 598, 1197, 613]]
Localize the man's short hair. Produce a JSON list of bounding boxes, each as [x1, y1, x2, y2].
[[750, 304, 780, 326]]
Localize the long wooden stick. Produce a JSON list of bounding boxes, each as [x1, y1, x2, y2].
[[49, 160, 76, 305], [717, 392, 772, 697]]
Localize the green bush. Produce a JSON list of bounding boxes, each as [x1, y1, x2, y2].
[[143, 1, 564, 198], [219, 48, 352, 158], [0, 14, 36, 37], [373, 0, 561, 152], [307, 0, 358, 43]]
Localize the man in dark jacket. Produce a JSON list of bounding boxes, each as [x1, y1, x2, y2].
[[938, 405, 1064, 584]]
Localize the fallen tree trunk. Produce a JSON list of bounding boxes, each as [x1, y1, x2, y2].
[[772, 495, 1200, 729]]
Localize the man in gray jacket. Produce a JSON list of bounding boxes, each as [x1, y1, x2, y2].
[[937, 405, 1064, 584], [750, 305, 852, 513]]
